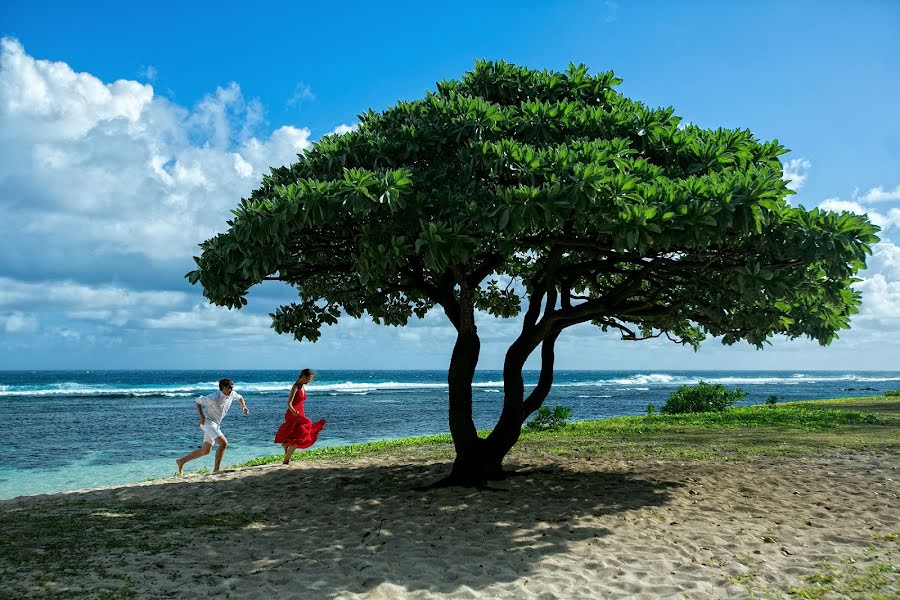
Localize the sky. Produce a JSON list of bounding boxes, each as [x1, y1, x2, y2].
[[1, 0, 899, 371]]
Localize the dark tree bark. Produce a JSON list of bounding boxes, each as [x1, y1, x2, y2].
[[429, 277, 564, 488]]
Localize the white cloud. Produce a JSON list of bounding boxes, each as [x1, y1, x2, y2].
[[867, 241, 900, 282], [0, 38, 313, 264], [328, 123, 358, 136], [819, 198, 867, 214], [819, 198, 900, 231], [860, 184, 900, 203], [0, 277, 185, 322], [141, 65, 158, 82], [782, 158, 811, 192], [143, 302, 274, 335], [1, 311, 39, 333], [287, 82, 315, 106], [855, 274, 900, 322]]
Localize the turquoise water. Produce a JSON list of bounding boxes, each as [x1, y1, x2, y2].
[[2, 369, 897, 499]]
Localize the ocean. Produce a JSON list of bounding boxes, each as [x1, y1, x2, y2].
[[2, 369, 898, 499]]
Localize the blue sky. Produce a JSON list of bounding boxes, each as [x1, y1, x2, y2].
[[1, 1, 899, 370]]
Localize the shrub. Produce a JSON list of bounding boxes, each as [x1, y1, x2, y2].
[[525, 405, 573, 431], [661, 381, 748, 414], [646, 404, 656, 416], [885, 390, 900, 397], [766, 395, 779, 406]]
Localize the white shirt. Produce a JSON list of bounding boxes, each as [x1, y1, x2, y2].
[[196, 390, 243, 424]]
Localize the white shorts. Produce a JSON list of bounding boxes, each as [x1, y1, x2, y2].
[[200, 420, 225, 445]]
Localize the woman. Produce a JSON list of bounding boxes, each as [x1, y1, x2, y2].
[[274, 369, 326, 464]]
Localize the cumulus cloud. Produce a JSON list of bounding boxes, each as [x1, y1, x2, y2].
[[860, 184, 900, 203], [782, 158, 811, 192], [0, 37, 312, 267], [867, 241, 900, 282], [855, 274, 900, 323]]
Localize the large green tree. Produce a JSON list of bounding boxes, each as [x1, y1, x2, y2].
[[188, 61, 879, 486]]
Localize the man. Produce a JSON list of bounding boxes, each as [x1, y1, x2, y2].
[[176, 378, 249, 476]]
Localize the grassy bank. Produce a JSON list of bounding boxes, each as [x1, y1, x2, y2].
[[232, 396, 900, 469]]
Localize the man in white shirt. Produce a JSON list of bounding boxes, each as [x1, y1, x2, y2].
[[176, 378, 249, 476]]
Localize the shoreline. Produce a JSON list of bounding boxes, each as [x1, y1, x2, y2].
[[2, 395, 897, 502], [1, 397, 898, 598]]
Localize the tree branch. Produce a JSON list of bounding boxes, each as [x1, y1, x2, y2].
[[522, 331, 560, 415]]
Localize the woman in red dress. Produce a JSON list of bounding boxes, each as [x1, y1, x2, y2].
[[274, 369, 326, 464]]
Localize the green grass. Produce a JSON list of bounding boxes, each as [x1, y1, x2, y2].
[[231, 396, 899, 468]]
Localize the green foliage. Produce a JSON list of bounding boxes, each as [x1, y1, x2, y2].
[[646, 403, 656, 415], [525, 405, 573, 431], [766, 394, 779, 405], [885, 390, 900, 397], [187, 60, 878, 353], [662, 381, 748, 414]]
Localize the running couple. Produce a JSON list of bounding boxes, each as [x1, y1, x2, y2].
[[176, 370, 326, 477]]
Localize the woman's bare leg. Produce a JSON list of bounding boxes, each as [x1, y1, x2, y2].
[[283, 444, 297, 464]]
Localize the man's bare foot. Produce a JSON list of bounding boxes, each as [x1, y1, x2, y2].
[[175, 459, 184, 477]]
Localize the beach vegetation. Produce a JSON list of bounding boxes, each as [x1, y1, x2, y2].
[[661, 381, 747, 414], [884, 390, 900, 397], [187, 61, 880, 486], [231, 397, 895, 468], [524, 405, 573, 430]]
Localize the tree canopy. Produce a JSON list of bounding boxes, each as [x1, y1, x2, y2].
[[188, 60, 879, 485]]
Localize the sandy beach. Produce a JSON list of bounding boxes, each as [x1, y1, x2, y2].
[[1, 445, 897, 599]]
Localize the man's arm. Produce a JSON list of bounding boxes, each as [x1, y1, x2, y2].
[[238, 394, 249, 415], [194, 396, 206, 425]]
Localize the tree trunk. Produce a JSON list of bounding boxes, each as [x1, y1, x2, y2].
[[436, 336, 536, 487], [437, 282, 503, 487], [427, 285, 558, 489]]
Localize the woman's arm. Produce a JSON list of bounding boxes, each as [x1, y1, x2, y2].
[[287, 385, 299, 415]]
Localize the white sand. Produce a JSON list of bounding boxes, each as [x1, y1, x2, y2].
[[1, 451, 898, 598]]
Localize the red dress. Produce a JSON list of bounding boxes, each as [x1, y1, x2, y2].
[[274, 386, 326, 449]]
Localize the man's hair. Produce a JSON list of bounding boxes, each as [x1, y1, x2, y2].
[[219, 378, 234, 390]]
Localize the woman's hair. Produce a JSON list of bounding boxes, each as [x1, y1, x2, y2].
[[298, 368, 315, 380]]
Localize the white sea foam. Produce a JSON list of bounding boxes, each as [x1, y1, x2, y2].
[[2, 372, 899, 398], [608, 373, 677, 385]]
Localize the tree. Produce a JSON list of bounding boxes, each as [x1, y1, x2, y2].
[[187, 61, 879, 486]]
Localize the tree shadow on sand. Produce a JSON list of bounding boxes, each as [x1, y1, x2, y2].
[[1, 460, 681, 597]]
